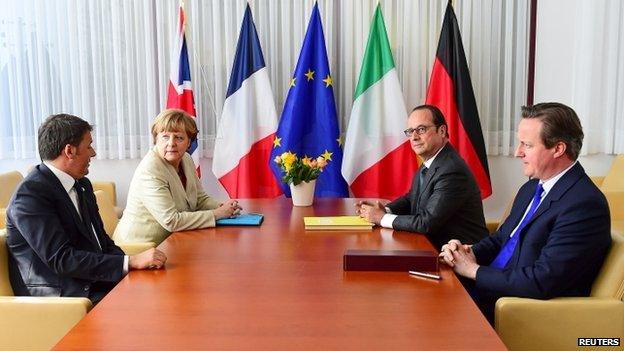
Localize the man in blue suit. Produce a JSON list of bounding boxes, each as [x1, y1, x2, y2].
[[6, 114, 167, 304], [439, 102, 611, 322]]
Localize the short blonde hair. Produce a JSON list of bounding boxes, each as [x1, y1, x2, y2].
[[151, 109, 198, 144]]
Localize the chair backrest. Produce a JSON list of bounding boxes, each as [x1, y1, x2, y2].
[[604, 191, 624, 221], [0, 230, 15, 296], [92, 181, 117, 206], [0, 209, 6, 229], [601, 155, 624, 192], [0, 171, 23, 208], [94, 190, 119, 237], [497, 199, 514, 231], [486, 198, 514, 233], [591, 232, 624, 300]]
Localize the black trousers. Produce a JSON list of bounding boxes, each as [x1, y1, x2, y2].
[[456, 275, 496, 325], [89, 280, 118, 305]]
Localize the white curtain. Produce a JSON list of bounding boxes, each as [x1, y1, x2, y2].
[[569, 0, 624, 154], [0, 0, 164, 160], [0, 0, 531, 161], [534, 0, 624, 155]]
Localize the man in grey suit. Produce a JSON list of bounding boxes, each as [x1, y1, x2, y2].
[[357, 105, 488, 249]]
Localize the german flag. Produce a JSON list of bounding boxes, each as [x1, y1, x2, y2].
[[425, 1, 492, 199]]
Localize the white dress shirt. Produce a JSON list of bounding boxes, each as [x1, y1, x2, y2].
[[44, 162, 128, 274]]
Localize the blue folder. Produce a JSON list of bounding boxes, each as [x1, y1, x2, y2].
[[216, 213, 264, 226]]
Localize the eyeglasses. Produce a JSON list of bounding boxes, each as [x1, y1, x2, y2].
[[403, 125, 436, 137]]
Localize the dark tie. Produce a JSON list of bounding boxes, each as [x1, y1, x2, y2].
[[418, 166, 428, 192], [490, 183, 544, 269], [74, 181, 102, 251]]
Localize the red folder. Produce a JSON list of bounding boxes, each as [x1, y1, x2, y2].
[[343, 249, 438, 272]]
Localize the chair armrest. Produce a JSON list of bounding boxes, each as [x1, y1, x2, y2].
[[485, 220, 499, 234], [603, 191, 624, 221], [591, 176, 605, 187], [116, 241, 156, 255], [612, 221, 624, 236], [495, 297, 624, 351], [0, 296, 92, 350], [92, 181, 117, 205]]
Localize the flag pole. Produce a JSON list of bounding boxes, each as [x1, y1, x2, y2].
[[184, 0, 218, 123]]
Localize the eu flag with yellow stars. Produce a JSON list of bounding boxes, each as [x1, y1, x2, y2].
[[270, 3, 348, 197]]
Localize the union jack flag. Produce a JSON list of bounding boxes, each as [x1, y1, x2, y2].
[[166, 2, 200, 177]]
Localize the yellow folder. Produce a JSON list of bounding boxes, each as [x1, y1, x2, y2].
[[303, 216, 374, 230]]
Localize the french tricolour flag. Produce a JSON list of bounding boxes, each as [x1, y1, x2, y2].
[[166, 2, 200, 177], [211, 4, 282, 198]]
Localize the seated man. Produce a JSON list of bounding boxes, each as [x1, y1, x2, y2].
[[439, 102, 611, 322], [357, 105, 488, 249], [6, 114, 167, 304]]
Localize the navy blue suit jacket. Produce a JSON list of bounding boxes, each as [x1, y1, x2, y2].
[[6, 164, 125, 301], [473, 163, 611, 300]]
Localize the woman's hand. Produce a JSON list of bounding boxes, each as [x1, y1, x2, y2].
[[213, 199, 243, 219]]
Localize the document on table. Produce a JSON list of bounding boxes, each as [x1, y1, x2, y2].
[[304, 216, 373, 230], [216, 213, 264, 226]]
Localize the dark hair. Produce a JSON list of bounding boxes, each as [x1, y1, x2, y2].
[[38, 114, 93, 160], [412, 104, 448, 137], [521, 102, 584, 160]]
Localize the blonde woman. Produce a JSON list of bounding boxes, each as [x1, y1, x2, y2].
[[114, 109, 241, 245]]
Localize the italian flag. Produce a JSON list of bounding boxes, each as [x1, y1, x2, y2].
[[341, 4, 419, 199]]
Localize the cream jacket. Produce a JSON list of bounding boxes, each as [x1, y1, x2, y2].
[[113, 148, 221, 245]]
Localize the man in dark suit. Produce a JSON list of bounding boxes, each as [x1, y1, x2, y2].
[[356, 105, 488, 249], [439, 102, 611, 322], [6, 114, 167, 304]]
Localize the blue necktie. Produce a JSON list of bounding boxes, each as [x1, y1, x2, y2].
[[490, 183, 544, 269]]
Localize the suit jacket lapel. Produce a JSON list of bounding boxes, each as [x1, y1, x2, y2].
[[419, 166, 437, 198], [415, 143, 450, 207], [409, 170, 420, 212], [522, 163, 584, 230], [495, 178, 537, 248], [511, 163, 584, 264], [39, 164, 100, 250], [181, 156, 197, 209], [155, 147, 193, 210], [415, 165, 437, 210], [79, 180, 106, 252]]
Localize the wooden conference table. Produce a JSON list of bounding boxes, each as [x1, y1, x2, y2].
[[54, 198, 506, 350]]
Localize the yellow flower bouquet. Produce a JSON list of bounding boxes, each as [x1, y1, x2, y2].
[[274, 151, 329, 185]]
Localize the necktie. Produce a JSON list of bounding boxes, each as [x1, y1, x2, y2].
[[418, 166, 428, 192], [74, 181, 102, 250], [490, 183, 544, 269]]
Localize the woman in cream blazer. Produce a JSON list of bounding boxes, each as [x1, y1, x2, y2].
[[113, 109, 241, 245]]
